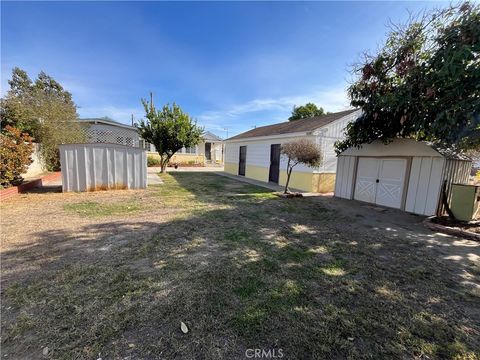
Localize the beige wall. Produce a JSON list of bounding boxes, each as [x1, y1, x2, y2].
[[224, 162, 335, 193], [23, 144, 45, 179]]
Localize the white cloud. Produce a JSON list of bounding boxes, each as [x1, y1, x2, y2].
[[196, 86, 350, 135]]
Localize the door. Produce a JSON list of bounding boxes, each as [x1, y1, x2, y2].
[[205, 143, 212, 161], [269, 144, 281, 183], [354, 158, 407, 209], [354, 158, 379, 204], [375, 159, 407, 208], [238, 146, 246, 176]]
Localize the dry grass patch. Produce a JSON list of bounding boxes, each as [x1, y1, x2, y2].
[[1, 172, 479, 359]]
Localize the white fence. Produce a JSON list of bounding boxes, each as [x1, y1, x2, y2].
[[59, 143, 147, 192]]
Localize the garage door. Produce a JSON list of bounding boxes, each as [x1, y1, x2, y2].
[[354, 158, 407, 209]]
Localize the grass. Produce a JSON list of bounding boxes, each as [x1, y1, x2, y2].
[[2, 172, 479, 359], [64, 200, 142, 217]]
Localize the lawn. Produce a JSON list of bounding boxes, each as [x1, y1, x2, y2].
[[1, 172, 479, 359]]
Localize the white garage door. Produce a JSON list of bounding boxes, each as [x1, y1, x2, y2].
[[354, 158, 407, 209]]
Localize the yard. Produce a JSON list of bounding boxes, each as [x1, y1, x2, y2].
[[1, 172, 479, 359]]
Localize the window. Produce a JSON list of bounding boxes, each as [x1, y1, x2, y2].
[[185, 146, 196, 154]]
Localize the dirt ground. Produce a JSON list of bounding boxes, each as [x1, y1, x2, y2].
[[1, 172, 479, 359]]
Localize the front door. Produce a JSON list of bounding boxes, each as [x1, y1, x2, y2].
[[269, 144, 281, 183], [238, 146, 246, 176], [205, 143, 212, 161], [354, 158, 407, 209]]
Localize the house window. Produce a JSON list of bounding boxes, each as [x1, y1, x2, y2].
[[185, 146, 196, 154]]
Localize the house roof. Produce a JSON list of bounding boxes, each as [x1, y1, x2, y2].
[[227, 109, 359, 141], [80, 117, 137, 130], [203, 131, 223, 142]]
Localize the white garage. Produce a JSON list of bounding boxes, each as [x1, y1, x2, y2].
[[334, 139, 471, 216]]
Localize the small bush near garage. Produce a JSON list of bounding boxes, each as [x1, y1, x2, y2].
[[0, 125, 34, 187], [147, 155, 161, 167]]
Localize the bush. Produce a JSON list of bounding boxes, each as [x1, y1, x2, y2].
[[0, 126, 34, 187], [147, 155, 161, 167]]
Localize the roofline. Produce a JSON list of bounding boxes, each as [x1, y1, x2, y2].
[[226, 109, 361, 141], [80, 118, 137, 130], [226, 131, 312, 143]]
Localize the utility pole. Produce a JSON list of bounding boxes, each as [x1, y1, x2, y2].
[[150, 91, 154, 112], [223, 127, 229, 139], [131, 114, 134, 127]]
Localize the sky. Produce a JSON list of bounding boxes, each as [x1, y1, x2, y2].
[[2, 1, 446, 138]]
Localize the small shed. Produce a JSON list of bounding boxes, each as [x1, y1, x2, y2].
[[334, 139, 471, 216], [59, 143, 147, 192]]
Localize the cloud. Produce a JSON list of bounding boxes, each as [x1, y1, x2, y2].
[[196, 86, 351, 135]]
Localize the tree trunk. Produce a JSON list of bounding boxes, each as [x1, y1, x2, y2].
[[159, 155, 168, 173], [284, 159, 292, 194]]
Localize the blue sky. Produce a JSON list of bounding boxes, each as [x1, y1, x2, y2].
[[2, 1, 445, 137]]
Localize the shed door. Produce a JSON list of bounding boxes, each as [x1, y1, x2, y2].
[[375, 159, 407, 209], [238, 146, 246, 176], [354, 158, 407, 209], [354, 158, 379, 204], [268, 144, 281, 184]]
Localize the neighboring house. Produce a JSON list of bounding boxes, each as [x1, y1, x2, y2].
[[80, 117, 224, 166], [145, 131, 224, 165], [335, 138, 472, 216], [224, 109, 360, 193], [80, 117, 140, 147]]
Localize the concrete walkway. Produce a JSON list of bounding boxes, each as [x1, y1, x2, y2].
[[147, 167, 163, 185], [215, 172, 285, 192]]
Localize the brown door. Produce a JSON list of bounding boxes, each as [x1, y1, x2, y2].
[[205, 143, 212, 160], [238, 146, 246, 176], [269, 144, 281, 183]]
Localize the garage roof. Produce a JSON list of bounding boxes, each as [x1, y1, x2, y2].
[[227, 109, 359, 140]]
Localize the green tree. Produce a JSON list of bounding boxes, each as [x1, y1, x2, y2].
[[288, 103, 325, 121], [336, 3, 480, 153], [0, 68, 85, 171], [137, 96, 203, 173]]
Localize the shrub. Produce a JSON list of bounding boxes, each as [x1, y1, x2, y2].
[[281, 139, 322, 194], [0, 126, 34, 187], [147, 155, 161, 167]]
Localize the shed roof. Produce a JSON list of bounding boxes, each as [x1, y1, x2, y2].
[[340, 139, 471, 160], [227, 109, 359, 140]]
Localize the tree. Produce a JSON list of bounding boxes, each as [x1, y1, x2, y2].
[[281, 139, 322, 194], [0, 126, 34, 187], [288, 103, 325, 121], [137, 96, 203, 173], [336, 3, 480, 154], [0, 68, 85, 170]]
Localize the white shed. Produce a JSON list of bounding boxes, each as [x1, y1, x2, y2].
[[59, 143, 147, 192], [334, 139, 471, 216]]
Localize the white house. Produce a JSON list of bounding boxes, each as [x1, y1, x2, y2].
[[80, 118, 224, 165], [334, 139, 472, 216], [80, 118, 140, 147], [145, 131, 224, 165], [224, 109, 360, 193]]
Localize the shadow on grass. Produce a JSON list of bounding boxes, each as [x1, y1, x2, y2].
[[1, 172, 479, 359]]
